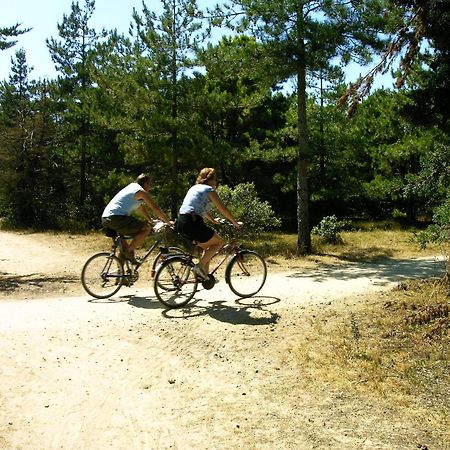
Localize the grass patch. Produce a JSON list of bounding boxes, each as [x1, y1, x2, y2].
[[245, 228, 442, 264], [321, 229, 441, 261], [296, 278, 449, 408]]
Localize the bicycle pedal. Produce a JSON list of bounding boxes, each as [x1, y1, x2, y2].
[[201, 274, 216, 290]]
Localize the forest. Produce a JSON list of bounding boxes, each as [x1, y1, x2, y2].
[[0, 0, 448, 254]]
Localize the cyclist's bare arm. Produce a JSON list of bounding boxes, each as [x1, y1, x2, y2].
[[135, 190, 172, 225], [136, 204, 153, 223], [208, 191, 242, 228], [204, 211, 221, 224], [215, 217, 244, 227]]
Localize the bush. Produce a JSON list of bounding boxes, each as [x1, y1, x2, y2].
[[414, 199, 450, 279], [215, 182, 281, 236], [312, 215, 347, 244]]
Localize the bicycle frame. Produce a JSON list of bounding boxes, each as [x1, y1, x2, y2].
[[208, 239, 240, 278], [104, 232, 181, 286], [164, 238, 242, 286], [112, 234, 168, 267], [133, 238, 163, 268], [82, 222, 180, 299]]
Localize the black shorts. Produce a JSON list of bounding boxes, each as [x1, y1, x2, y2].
[[101, 215, 145, 236], [176, 214, 215, 243]]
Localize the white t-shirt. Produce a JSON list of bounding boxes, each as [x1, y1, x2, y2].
[[102, 182, 143, 217], [179, 184, 214, 217]]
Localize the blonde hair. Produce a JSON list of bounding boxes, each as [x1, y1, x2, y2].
[[196, 167, 216, 184]]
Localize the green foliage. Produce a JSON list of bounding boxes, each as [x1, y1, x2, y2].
[[405, 141, 450, 208], [0, 0, 449, 237], [129, 0, 208, 215], [312, 215, 347, 244], [0, 24, 30, 50], [215, 182, 281, 235], [0, 50, 71, 230], [414, 199, 450, 279], [415, 200, 450, 249]]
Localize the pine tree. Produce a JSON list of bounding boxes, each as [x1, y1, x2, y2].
[[46, 0, 106, 215], [131, 0, 206, 215], [209, 0, 388, 254], [0, 24, 30, 51]]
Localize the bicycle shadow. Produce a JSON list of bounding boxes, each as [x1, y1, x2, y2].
[[161, 295, 281, 325], [88, 293, 282, 325]]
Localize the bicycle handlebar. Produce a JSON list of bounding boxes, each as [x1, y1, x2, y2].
[[152, 220, 174, 233]]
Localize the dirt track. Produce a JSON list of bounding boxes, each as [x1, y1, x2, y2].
[[0, 230, 447, 449]]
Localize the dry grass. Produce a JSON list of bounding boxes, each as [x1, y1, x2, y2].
[[35, 222, 442, 261], [246, 227, 449, 430], [286, 278, 449, 443], [332, 279, 447, 392], [249, 228, 444, 275], [245, 227, 449, 446]]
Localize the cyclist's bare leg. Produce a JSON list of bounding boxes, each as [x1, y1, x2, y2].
[[120, 238, 130, 253], [197, 233, 223, 273], [128, 222, 152, 253]]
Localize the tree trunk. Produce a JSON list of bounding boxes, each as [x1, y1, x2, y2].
[[296, 3, 311, 255], [170, 1, 178, 219]]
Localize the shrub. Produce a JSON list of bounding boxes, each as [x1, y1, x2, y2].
[[312, 215, 347, 244], [215, 182, 281, 236], [414, 199, 450, 280]]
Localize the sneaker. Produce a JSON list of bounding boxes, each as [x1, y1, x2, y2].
[[192, 264, 208, 280]]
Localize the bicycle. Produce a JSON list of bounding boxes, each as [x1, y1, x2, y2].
[[81, 221, 183, 299], [153, 219, 267, 308]]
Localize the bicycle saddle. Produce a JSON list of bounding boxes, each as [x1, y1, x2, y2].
[[103, 227, 118, 238]]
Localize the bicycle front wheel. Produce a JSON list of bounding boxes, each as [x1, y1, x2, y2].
[[151, 246, 185, 275], [154, 256, 198, 308], [81, 252, 124, 299], [226, 250, 267, 298]]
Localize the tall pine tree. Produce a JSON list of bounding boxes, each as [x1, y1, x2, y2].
[[210, 0, 388, 253], [47, 0, 106, 216]]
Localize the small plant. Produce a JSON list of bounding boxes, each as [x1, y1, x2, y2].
[[216, 182, 281, 236], [312, 215, 347, 244]]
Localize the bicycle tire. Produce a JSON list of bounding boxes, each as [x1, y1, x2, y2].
[[153, 255, 198, 308], [81, 252, 124, 299], [226, 250, 267, 298]]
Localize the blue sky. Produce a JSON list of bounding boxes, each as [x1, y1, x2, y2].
[[0, 0, 395, 89], [0, 0, 147, 80]]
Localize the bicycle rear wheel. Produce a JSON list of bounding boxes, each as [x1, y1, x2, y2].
[[81, 252, 124, 299], [154, 255, 198, 308], [226, 250, 267, 298]]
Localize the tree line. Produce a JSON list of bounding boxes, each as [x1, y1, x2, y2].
[[0, 0, 448, 254]]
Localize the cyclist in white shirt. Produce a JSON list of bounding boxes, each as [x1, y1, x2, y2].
[[102, 173, 172, 264]]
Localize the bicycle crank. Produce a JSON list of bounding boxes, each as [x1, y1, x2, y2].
[[201, 274, 216, 290], [124, 269, 139, 286]]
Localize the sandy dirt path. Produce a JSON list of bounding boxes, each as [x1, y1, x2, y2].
[[0, 230, 446, 449]]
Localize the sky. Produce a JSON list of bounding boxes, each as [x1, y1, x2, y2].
[[0, 0, 395, 89], [0, 0, 149, 80]]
